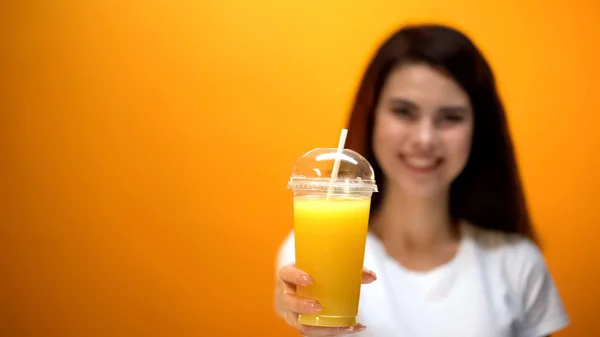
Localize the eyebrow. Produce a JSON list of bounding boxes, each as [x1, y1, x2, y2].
[[389, 98, 418, 110], [438, 106, 470, 114]]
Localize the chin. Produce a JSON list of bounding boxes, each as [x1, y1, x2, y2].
[[392, 159, 460, 199]]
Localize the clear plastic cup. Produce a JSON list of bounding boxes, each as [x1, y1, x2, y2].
[[287, 148, 378, 327]]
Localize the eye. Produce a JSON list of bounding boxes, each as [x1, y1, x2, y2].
[[437, 108, 468, 125], [443, 114, 465, 122], [391, 106, 415, 120]]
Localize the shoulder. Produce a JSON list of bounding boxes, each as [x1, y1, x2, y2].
[[464, 222, 548, 295], [464, 222, 543, 268], [464, 222, 570, 336]]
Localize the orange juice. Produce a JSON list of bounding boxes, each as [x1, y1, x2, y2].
[[293, 195, 371, 327]]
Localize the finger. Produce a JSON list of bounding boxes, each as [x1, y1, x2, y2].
[[361, 267, 377, 284], [284, 310, 299, 329], [279, 264, 313, 286], [280, 277, 296, 295], [280, 293, 323, 314], [297, 323, 367, 336]]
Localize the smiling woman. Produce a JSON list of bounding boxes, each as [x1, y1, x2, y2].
[[4, 0, 598, 335], [372, 63, 474, 199], [274, 24, 569, 337]]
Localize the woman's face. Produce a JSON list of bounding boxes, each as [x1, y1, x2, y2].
[[372, 63, 474, 198]]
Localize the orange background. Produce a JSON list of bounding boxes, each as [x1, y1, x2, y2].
[[2, 1, 599, 336]]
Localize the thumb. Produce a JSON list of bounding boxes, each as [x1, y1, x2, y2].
[[361, 267, 377, 284]]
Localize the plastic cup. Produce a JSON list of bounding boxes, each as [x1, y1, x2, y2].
[[287, 148, 378, 327]]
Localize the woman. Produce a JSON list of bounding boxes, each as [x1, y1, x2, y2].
[[274, 24, 569, 337]]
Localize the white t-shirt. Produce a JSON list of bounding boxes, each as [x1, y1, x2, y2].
[[276, 222, 569, 337]]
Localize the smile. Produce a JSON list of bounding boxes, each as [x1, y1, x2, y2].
[[399, 155, 443, 172]]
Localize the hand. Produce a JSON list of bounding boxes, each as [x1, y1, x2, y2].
[[275, 264, 377, 336]]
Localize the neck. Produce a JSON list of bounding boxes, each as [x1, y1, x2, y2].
[[371, 183, 458, 254]]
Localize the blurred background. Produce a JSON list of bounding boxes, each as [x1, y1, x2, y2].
[[2, 1, 599, 336]]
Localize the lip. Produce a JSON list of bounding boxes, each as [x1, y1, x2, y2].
[[399, 154, 443, 173]]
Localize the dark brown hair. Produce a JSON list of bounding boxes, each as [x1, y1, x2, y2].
[[345, 24, 537, 240]]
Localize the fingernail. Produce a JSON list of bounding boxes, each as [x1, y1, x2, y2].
[[365, 268, 377, 278], [299, 274, 313, 285], [307, 301, 323, 313], [344, 324, 366, 332]]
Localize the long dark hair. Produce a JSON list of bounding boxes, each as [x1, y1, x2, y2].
[[345, 24, 537, 241]]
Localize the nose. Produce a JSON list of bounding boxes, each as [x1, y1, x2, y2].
[[412, 119, 436, 152]]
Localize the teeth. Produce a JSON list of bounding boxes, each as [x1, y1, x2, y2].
[[405, 157, 437, 169]]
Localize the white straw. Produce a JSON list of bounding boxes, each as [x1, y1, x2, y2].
[[327, 128, 348, 198]]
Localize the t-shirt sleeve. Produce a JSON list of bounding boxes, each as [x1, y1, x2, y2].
[[514, 241, 569, 337], [276, 230, 296, 273]]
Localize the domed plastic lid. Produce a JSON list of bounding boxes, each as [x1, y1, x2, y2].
[[287, 148, 378, 195]]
